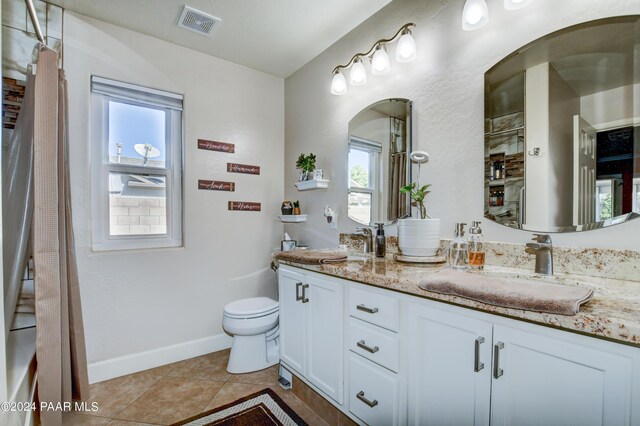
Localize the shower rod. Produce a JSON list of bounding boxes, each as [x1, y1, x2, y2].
[[25, 0, 45, 43]]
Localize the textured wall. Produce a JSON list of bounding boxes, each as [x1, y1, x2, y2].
[[64, 13, 284, 368], [284, 0, 640, 251]]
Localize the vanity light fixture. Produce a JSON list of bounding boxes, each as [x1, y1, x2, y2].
[[462, 0, 490, 31], [350, 57, 367, 85], [330, 23, 416, 96], [463, 0, 534, 31]]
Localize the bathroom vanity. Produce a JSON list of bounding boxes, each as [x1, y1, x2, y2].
[[277, 254, 640, 426]]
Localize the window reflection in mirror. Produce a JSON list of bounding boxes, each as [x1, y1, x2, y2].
[[348, 99, 411, 226], [484, 16, 640, 233]]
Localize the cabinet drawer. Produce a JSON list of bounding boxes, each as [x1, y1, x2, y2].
[[349, 286, 400, 332], [349, 318, 399, 373], [349, 353, 399, 426]]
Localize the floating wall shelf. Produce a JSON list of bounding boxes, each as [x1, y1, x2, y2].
[[295, 179, 330, 191], [279, 214, 307, 223]]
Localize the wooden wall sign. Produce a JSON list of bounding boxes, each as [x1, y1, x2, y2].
[[197, 139, 235, 153], [198, 180, 235, 191], [227, 163, 260, 175], [228, 201, 261, 211]]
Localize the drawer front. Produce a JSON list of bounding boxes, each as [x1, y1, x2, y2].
[[349, 353, 399, 426], [349, 286, 400, 332], [349, 318, 400, 373]]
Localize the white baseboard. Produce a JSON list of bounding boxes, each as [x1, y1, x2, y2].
[[88, 333, 233, 384]]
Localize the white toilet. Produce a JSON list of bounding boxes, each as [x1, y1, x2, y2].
[[222, 297, 280, 374]]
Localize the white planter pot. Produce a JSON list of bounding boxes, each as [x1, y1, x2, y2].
[[398, 218, 441, 257]]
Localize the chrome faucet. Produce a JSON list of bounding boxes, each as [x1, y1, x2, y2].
[[525, 233, 553, 275], [353, 227, 373, 253]]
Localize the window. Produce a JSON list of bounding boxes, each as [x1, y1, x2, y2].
[[348, 137, 382, 225], [91, 76, 183, 250], [595, 179, 614, 222]]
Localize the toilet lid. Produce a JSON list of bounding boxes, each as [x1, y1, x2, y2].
[[224, 297, 279, 317]]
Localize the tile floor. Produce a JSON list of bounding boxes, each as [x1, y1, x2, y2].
[[62, 349, 329, 426]]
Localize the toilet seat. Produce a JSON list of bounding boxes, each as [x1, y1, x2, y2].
[[224, 297, 279, 319]]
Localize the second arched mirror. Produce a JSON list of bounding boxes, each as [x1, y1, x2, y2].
[[347, 99, 412, 225]]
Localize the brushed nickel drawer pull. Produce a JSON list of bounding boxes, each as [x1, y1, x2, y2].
[[474, 337, 485, 372], [493, 342, 504, 379], [356, 304, 379, 314], [356, 391, 378, 408], [357, 340, 380, 354], [295, 282, 303, 301]]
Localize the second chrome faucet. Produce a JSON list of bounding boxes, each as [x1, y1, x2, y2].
[[525, 233, 553, 275]]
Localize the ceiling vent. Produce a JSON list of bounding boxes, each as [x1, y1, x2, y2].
[[177, 6, 221, 37]]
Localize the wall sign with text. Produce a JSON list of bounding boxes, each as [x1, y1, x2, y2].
[[227, 163, 260, 175], [198, 180, 235, 191], [228, 201, 261, 212], [197, 139, 235, 153]]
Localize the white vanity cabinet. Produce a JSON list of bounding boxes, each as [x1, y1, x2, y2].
[[490, 323, 634, 426], [278, 267, 344, 404], [347, 286, 404, 425], [408, 299, 637, 426], [408, 302, 493, 426], [278, 265, 640, 426]]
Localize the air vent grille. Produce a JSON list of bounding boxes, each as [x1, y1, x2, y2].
[[177, 6, 221, 37]]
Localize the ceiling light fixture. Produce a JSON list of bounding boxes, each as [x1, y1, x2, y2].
[[330, 23, 416, 96]]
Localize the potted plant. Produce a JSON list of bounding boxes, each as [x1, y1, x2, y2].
[[296, 153, 317, 181], [397, 181, 441, 257], [293, 200, 301, 215]]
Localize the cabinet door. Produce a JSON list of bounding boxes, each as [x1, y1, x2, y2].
[[306, 274, 344, 404], [408, 303, 492, 426], [278, 268, 306, 375], [491, 324, 633, 426]]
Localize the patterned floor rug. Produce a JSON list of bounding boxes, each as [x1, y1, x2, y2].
[[171, 388, 308, 426]]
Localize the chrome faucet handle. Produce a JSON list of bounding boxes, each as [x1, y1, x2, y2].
[[531, 233, 552, 245], [356, 227, 372, 235]]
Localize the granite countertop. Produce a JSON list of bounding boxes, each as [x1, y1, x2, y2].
[[277, 252, 640, 348]]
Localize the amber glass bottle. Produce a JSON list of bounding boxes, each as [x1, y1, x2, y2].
[[467, 221, 485, 270]]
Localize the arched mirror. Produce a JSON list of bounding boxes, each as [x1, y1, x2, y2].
[[485, 16, 640, 232], [348, 99, 412, 225]]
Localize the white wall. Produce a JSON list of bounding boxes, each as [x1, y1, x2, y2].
[[284, 0, 640, 251], [64, 13, 284, 380], [549, 65, 579, 227], [524, 62, 551, 230]]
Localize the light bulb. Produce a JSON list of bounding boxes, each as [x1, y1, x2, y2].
[[462, 0, 489, 31], [504, 0, 533, 10], [330, 70, 347, 95], [396, 29, 416, 63], [371, 44, 390, 75], [350, 58, 367, 86]]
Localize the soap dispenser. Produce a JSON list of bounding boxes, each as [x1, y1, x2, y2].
[[448, 222, 468, 270], [375, 223, 386, 258], [467, 221, 485, 270]]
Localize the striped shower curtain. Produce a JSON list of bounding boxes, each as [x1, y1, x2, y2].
[[33, 46, 89, 425]]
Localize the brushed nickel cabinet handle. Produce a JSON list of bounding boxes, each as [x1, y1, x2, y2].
[[356, 391, 378, 408], [302, 284, 309, 303], [493, 342, 505, 379], [356, 304, 379, 314], [357, 340, 380, 354], [295, 282, 303, 301], [474, 337, 485, 372]]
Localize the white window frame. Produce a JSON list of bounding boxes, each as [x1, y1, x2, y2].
[[90, 76, 183, 251], [349, 136, 382, 224]]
